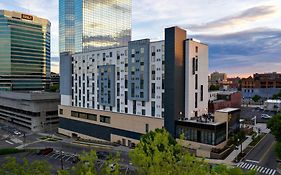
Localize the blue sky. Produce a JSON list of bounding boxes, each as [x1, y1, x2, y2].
[[1, 0, 281, 77]]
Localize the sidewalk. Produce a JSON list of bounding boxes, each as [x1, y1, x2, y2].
[[224, 136, 253, 164]]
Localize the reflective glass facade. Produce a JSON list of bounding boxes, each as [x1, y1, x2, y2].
[[0, 10, 50, 91], [59, 0, 132, 53]]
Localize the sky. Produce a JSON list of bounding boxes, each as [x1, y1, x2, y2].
[[1, 0, 281, 77]]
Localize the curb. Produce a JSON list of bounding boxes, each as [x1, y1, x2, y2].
[[240, 133, 268, 162]]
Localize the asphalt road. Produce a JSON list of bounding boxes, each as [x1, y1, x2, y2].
[[245, 134, 277, 168], [240, 107, 276, 123]]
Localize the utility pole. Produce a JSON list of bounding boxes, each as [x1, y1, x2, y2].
[[60, 149, 64, 170]]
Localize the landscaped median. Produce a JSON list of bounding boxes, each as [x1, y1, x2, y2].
[[0, 148, 25, 155]]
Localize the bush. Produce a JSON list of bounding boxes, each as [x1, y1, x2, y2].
[[0, 148, 25, 155], [276, 142, 281, 160]]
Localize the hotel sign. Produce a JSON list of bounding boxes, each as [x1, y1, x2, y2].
[[21, 14, 33, 20]]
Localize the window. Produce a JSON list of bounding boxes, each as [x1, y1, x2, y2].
[[142, 109, 146, 115], [145, 124, 149, 133], [100, 115, 110, 124], [195, 74, 198, 90], [195, 93, 198, 108], [88, 114, 97, 121], [195, 46, 198, 53], [109, 52, 112, 57], [195, 57, 198, 71], [59, 109, 63, 115], [200, 85, 203, 101], [192, 57, 195, 75], [71, 111, 79, 117]]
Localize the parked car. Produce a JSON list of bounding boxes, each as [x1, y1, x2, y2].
[[37, 148, 53, 155], [13, 130, 21, 135], [261, 114, 272, 119]]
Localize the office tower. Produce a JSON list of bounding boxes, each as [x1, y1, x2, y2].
[[0, 10, 50, 91], [58, 27, 209, 147], [59, 0, 132, 53]]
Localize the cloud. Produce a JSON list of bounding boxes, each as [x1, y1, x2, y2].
[[188, 5, 277, 32], [192, 28, 281, 76]]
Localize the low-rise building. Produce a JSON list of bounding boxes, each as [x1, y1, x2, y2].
[[242, 72, 281, 99], [208, 91, 241, 113], [179, 108, 240, 158], [0, 91, 60, 131], [264, 100, 281, 112]]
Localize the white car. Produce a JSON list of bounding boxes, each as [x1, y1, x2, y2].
[[261, 114, 272, 119], [13, 131, 21, 135]]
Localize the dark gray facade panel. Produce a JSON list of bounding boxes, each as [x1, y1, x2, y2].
[[97, 65, 116, 107], [164, 27, 186, 137], [128, 39, 150, 102], [59, 117, 142, 141], [60, 52, 73, 96]]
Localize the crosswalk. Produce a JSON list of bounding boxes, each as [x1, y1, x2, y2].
[[237, 162, 276, 175]]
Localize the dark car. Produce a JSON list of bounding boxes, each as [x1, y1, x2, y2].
[[37, 148, 53, 155]]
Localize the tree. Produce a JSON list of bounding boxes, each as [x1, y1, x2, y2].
[[129, 128, 254, 175], [58, 150, 122, 175], [267, 113, 281, 142], [209, 84, 220, 91], [58, 150, 98, 175], [0, 157, 51, 175], [267, 113, 281, 160], [252, 95, 261, 102]]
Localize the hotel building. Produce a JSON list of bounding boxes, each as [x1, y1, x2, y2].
[[59, 27, 214, 147], [0, 10, 51, 91]]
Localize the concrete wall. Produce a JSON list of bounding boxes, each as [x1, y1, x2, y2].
[[58, 105, 164, 145]]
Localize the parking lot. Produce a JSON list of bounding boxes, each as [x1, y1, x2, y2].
[[0, 148, 136, 175], [240, 107, 277, 123]]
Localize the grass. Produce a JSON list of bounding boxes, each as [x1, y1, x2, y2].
[[39, 136, 62, 142], [0, 148, 25, 155], [249, 133, 266, 147]]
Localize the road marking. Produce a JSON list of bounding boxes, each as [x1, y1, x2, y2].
[[259, 140, 275, 163], [257, 166, 262, 172], [55, 154, 61, 159], [262, 168, 267, 173], [50, 153, 57, 158], [266, 169, 270, 174], [65, 155, 73, 162], [5, 140, 14, 145], [245, 159, 259, 164], [271, 170, 276, 175], [237, 162, 244, 167], [268, 169, 273, 175]]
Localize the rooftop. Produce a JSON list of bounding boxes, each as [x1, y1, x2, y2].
[[265, 99, 281, 103], [216, 108, 240, 113], [0, 91, 60, 101]]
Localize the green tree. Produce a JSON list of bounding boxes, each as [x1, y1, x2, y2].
[[0, 157, 51, 175], [267, 113, 281, 142], [58, 150, 122, 175], [267, 113, 281, 159], [58, 150, 98, 175], [252, 95, 261, 102], [129, 128, 254, 175], [50, 84, 59, 92], [209, 84, 220, 91]]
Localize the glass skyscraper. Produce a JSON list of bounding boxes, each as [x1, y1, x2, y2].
[[59, 0, 132, 53], [0, 10, 50, 91]]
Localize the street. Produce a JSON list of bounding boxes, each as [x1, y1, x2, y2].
[[237, 134, 279, 175]]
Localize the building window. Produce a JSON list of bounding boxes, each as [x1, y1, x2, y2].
[[195, 93, 198, 108], [195, 46, 198, 53], [59, 109, 63, 115], [71, 111, 78, 117], [195, 74, 198, 90], [100, 115, 111, 124], [192, 57, 195, 75], [200, 85, 203, 101], [88, 114, 97, 121], [142, 109, 146, 115], [145, 124, 149, 133]]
